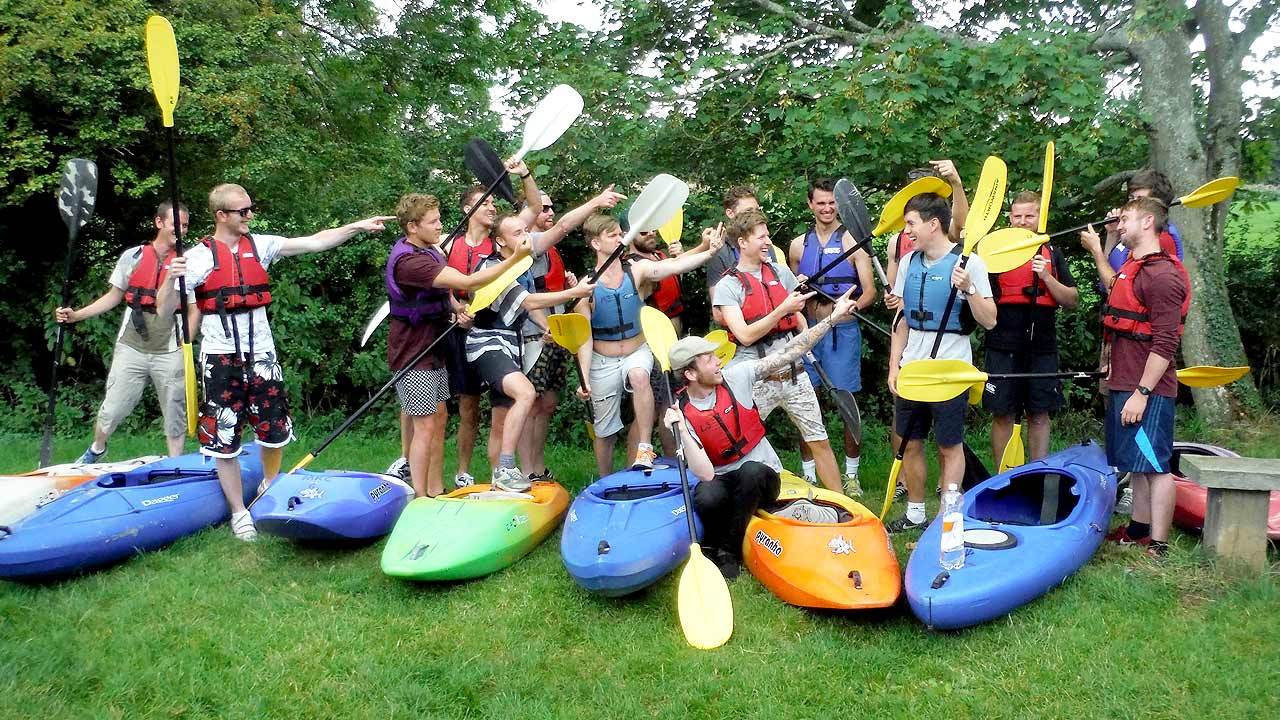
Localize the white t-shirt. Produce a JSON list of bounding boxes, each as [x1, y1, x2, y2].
[[181, 234, 286, 356], [109, 245, 181, 353], [712, 262, 799, 364], [683, 361, 783, 474], [891, 249, 993, 365]]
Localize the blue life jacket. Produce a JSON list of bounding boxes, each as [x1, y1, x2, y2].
[[591, 261, 644, 341], [798, 224, 860, 298], [385, 237, 451, 326], [902, 245, 973, 335]]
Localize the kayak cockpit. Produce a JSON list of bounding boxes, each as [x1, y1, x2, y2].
[[94, 468, 212, 489], [971, 470, 1081, 526]]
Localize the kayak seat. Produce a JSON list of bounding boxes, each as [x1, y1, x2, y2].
[[599, 484, 675, 501], [973, 471, 1081, 526], [763, 499, 856, 525], [94, 468, 215, 489]]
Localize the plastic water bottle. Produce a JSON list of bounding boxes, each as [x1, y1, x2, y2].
[[939, 483, 965, 570]]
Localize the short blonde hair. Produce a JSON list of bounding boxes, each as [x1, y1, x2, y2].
[[583, 213, 620, 240], [396, 193, 440, 229], [208, 183, 248, 217]]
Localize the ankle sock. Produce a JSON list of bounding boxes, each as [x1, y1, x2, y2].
[[801, 459, 817, 481], [499, 453, 516, 469], [844, 456, 860, 477], [1127, 520, 1151, 539], [906, 502, 926, 524]]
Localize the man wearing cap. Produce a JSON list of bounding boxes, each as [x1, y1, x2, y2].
[[669, 288, 858, 579]]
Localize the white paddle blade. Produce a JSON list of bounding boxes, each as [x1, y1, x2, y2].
[[626, 174, 690, 241], [360, 302, 391, 347], [516, 84, 584, 159]]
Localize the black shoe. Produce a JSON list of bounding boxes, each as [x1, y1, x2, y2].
[[885, 514, 926, 533], [703, 547, 739, 581]]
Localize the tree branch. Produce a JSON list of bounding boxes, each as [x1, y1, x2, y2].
[[746, 0, 871, 43], [1056, 169, 1136, 210], [1089, 26, 1133, 56], [697, 34, 833, 92], [1234, 0, 1279, 65]]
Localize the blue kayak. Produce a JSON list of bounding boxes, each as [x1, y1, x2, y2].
[[905, 441, 1117, 630], [560, 459, 702, 597], [0, 447, 263, 580], [251, 469, 412, 542]]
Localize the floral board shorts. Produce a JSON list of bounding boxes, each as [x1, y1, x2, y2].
[[197, 351, 294, 458]]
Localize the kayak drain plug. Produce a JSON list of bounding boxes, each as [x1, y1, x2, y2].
[[288, 496, 302, 511], [598, 540, 611, 555], [931, 571, 950, 589]]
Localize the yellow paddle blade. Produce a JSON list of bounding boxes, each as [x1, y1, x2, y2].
[[704, 329, 735, 365], [678, 542, 733, 650], [896, 359, 988, 403], [1177, 365, 1250, 388], [1178, 177, 1239, 209], [144, 16, 180, 128], [880, 457, 903, 519], [183, 343, 197, 437], [873, 176, 952, 236], [968, 380, 983, 405], [658, 207, 683, 245], [771, 245, 786, 265], [547, 313, 591, 353], [977, 227, 1050, 273], [1039, 141, 1054, 234], [467, 255, 533, 314], [963, 155, 1008, 252], [640, 306, 678, 372], [999, 422, 1025, 473]]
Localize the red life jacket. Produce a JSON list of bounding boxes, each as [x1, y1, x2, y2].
[[446, 235, 494, 299], [894, 231, 915, 262], [539, 246, 567, 293], [1102, 252, 1191, 342], [996, 245, 1057, 307], [725, 262, 797, 346], [194, 235, 271, 314], [679, 384, 766, 467], [123, 244, 177, 313], [631, 250, 685, 318]]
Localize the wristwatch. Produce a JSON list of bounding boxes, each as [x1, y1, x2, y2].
[[1137, 385, 1152, 397]]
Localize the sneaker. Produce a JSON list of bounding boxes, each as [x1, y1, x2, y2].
[[631, 447, 658, 471], [230, 510, 257, 542], [1105, 526, 1151, 547], [885, 514, 926, 533], [454, 472, 475, 489], [397, 462, 412, 485], [386, 456, 409, 476], [76, 445, 106, 464], [492, 466, 532, 493], [842, 474, 864, 497], [527, 468, 556, 484], [1144, 541, 1169, 559], [893, 481, 907, 500], [1114, 487, 1133, 516]]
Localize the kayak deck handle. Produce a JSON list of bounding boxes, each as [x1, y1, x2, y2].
[[931, 571, 950, 589], [848, 570, 862, 590], [597, 540, 611, 555]]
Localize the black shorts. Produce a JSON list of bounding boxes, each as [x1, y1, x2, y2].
[[982, 348, 1064, 416], [197, 352, 293, 458], [472, 349, 521, 409], [894, 393, 967, 447], [444, 330, 485, 397]]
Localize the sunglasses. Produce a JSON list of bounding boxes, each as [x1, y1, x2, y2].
[[542, 205, 555, 212], [220, 205, 254, 218]]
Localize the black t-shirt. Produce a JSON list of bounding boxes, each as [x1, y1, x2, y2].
[[986, 245, 1076, 351]]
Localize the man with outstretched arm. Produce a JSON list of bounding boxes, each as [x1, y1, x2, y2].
[[56, 201, 197, 461], [519, 186, 626, 482], [386, 193, 533, 497], [668, 288, 858, 579], [885, 193, 997, 533], [984, 191, 1078, 466], [575, 213, 723, 478], [787, 177, 878, 494], [167, 183, 393, 541], [1096, 197, 1189, 559]]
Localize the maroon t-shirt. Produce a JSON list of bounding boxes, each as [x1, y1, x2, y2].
[[387, 250, 448, 372], [1107, 258, 1187, 398]]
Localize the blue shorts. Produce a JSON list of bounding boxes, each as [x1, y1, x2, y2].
[[803, 319, 862, 393], [1105, 390, 1175, 473]]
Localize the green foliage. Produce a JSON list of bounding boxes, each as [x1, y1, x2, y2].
[[1223, 198, 1280, 403]]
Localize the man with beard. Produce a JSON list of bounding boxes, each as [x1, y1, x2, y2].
[[171, 183, 392, 541]]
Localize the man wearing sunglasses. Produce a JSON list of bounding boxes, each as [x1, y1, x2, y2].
[[169, 183, 392, 541]]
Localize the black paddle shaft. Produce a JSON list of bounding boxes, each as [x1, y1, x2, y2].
[[802, 232, 875, 290], [661, 372, 701, 541], [927, 253, 973, 358], [164, 128, 193, 345], [804, 284, 890, 339]]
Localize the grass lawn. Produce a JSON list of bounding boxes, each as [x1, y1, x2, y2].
[[2, 418, 1278, 719]]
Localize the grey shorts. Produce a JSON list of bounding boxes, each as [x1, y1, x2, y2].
[[752, 370, 829, 442], [589, 344, 654, 437], [97, 343, 187, 437]]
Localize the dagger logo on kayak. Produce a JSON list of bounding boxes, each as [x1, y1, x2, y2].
[[671, 505, 687, 517], [141, 493, 179, 507], [753, 529, 783, 557]]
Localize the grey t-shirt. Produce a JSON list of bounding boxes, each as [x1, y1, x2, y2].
[[712, 262, 799, 363], [704, 243, 738, 292], [109, 245, 180, 354], [683, 361, 783, 474]]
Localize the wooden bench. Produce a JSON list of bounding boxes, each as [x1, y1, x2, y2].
[[1181, 456, 1280, 573]]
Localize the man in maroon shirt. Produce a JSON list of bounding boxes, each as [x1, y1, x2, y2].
[[1094, 196, 1190, 558]]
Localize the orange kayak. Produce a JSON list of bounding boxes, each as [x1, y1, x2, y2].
[[0, 456, 163, 526], [743, 473, 901, 610]]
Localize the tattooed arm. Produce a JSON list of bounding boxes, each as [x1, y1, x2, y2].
[[754, 288, 856, 378]]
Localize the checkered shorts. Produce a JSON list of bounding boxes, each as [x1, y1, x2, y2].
[[396, 368, 450, 416]]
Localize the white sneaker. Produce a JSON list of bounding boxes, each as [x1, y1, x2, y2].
[[231, 510, 257, 542], [454, 472, 475, 488], [386, 456, 409, 476], [1114, 486, 1134, 516], [631, 447, 658, 471], [492, 466, 531, 493], [775, 500, 840, 524], [842, 474, 864, 497]]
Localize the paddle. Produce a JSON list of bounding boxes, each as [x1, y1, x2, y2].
[[641, 305, 733, 650], [981, 177, 1242, 274], [872, 176, 952, 237], [1038, 141, 1054, 235], [464, 138, 517, 205], [896, 359, 1104, 403], [806, 351, 862, 446], [547, 313, 597, 441], [144, 15, 197, 438], [40, 159, 98, 467], [999, 420, 1026, 474], [658, 207, 683, 248], [1176, 365, 1250, 387], [287, 255, 535, 474], [704, 329, 736, 365], [833, 178, 889, 286]]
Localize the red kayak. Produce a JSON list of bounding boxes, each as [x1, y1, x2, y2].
[[1171, 442, 1280, 540]]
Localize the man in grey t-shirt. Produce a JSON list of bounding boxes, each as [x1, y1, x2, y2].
[[55, 201, 194, 461]]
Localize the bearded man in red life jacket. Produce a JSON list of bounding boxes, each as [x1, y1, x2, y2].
[[55, 201, 195, 461], [171, 183, 393, 542], [667, 287, 858, 580], [1097, 196, 1190, 560], [983, 191, 1079, 466]]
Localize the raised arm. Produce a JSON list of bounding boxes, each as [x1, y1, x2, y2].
[[1079, 225, 1117, 290], [718, 289, 811, 347], [932, 159, 968, 242], [755, 289, 855, 377], [279, 215, 394, 257], [433, 237, 533, 293], [532, 185, 627, 255], [522, 281, 595, 311], [509, 159, 541, 228], [633, 231, 725, 285]]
